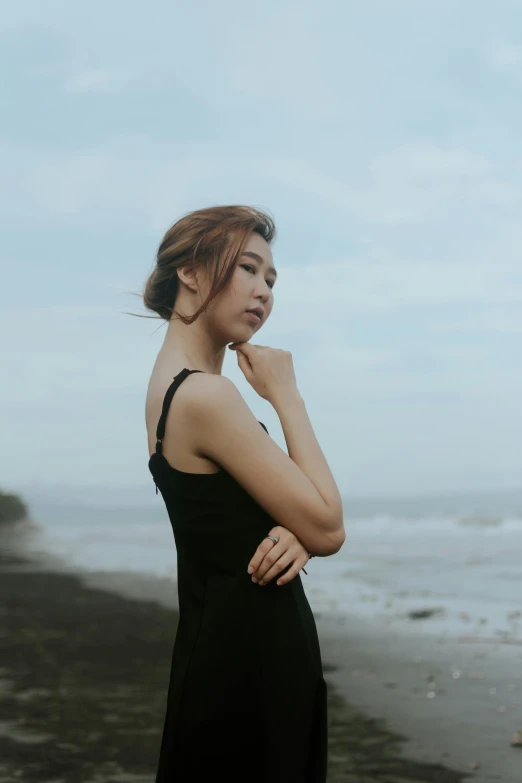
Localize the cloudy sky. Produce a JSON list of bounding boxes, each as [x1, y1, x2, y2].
[[1, 0, 521, 504]]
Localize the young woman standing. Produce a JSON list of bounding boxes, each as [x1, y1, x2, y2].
[[143, 205, 345, 782]]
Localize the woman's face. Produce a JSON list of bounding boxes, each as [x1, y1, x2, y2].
[[203, 232, 277, 343]]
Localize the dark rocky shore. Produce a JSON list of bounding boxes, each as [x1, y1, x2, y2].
[[0, 546, 471, 783]]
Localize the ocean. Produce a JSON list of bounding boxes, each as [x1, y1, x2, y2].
[[16, 484, 522, 644]]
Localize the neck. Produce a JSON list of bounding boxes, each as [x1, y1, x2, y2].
[[160, 313, 226, 376]]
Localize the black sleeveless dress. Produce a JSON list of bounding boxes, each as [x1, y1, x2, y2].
[[148, 368, 328, 782]]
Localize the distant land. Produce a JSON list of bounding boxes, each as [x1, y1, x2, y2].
[[0, 489, 28, 525]]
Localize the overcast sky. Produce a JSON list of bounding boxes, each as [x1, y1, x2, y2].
[[1, 0, 521, 503]]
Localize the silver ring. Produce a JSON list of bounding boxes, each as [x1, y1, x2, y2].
[[264, 535, 279, 545]]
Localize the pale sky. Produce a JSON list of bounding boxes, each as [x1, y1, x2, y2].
[[1, 0, 521, 504]]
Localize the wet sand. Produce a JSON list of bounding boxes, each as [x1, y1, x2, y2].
[[0, 535, 473, 783]]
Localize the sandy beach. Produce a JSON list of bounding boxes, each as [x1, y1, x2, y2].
[[0, 523, 492, 783]]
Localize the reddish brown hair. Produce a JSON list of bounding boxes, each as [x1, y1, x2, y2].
[[129, 205, 276, 325]]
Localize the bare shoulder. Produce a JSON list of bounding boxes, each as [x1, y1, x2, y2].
[[183, 372, 252, 437], [158, 370, 232, 410], [185, 373, 262, 434], [185, 372, 340, 556], [185, 372, 243, 405]]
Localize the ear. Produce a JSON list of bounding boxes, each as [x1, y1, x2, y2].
[[177, 264, 200, 294]]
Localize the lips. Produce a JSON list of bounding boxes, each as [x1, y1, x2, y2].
[[245, 310, 261, 324]]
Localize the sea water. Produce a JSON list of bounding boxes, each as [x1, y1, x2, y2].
[[17, 485, 522, 644]]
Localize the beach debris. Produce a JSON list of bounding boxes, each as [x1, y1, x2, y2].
[[510, 729, 522, 746], [407, 607, 444, 620], [451, 669, 461, 679], [468, 671, 485, 679], [426, 691, 436, 698], [466, 760, 481, 769], [497, 706, 507, 713]]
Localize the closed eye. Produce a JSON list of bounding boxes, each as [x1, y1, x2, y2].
[[241, 264, 274, 289]]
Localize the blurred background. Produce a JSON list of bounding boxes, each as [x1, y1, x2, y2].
[[1, 2, 521, 782]]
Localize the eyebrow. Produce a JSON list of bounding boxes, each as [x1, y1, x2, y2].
[[241, 251, 278, 279]]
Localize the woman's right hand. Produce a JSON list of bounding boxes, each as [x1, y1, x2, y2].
[[228, 342, 298, 403], [247, 525, 311, 586]]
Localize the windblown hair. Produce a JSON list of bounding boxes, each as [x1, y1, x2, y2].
[[133, 205, 276, 325]]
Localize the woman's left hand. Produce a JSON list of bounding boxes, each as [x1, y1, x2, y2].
[[247, 526, 310, 586]]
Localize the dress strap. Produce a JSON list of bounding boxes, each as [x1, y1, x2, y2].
[[155, 368, 204, 455], [153, 368, 204, 494]]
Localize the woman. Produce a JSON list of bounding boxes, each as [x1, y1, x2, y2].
[[143, 205, 345, 782]]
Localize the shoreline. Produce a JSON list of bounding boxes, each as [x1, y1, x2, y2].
[[0, 527, 483, 782], [18, 548, 522, 777]]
